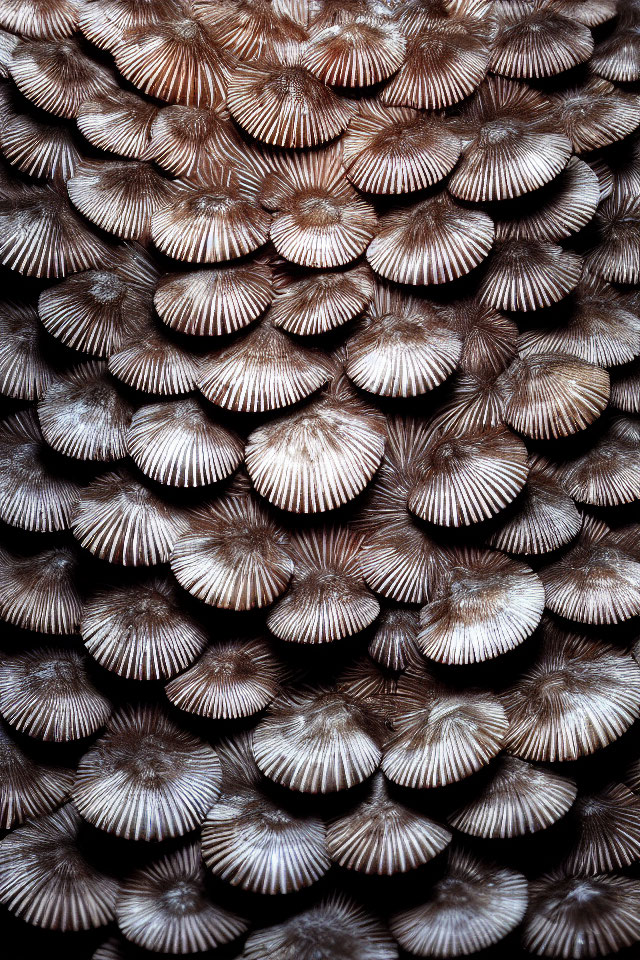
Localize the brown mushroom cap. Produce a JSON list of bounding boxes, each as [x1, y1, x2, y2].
[[490, 5, 593, 78], [0, 544, 82, 635], [584, 196, 640, 286], [76, 89, 160, 161], [303, 18, 406, 87], [0, 301, 55, 401], [270, 262, 373, 336], [479, 239, 582, 313], [0, 718, 75, 829], [0, 0, 80, 38], [561, 783, 640, 876]]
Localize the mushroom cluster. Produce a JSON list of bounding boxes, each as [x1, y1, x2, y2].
[[0, 0, 639, 958]]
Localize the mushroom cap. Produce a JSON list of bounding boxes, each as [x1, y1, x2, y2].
[[270, 262, 373, 336], [127, 397, 244, 487], [143, 102, 242, 181], [0, 0, 80, 38], [390, 848, 528, 957], [0, 301, 54, 401], [253, 687, 384, 793], [450, 754, 577, 839], [0, 543, 82, 635], [171, 489, 293, 610], [0, 97, 82, 182], [303, 17, 406, 87], [0, 718, 75, 829], [490, 5, 593, 78], [502, 626, 640, 761], [368, 606, 420, 672], [79, 0, 182, 50], [116, 842, 248, 953], [202, 787, 330, 894], [107, 316, 202, 396], [479, 239, 582, 312], [0, 804, 117, 930], [72, 705, 222, 841], [81, 576, 207, 681], [76, 89, 159, 161], [554, 423, 640, 508], [562, 783, 640, 876], [552, 77, 640, 155], [0, 644, 111, 742], [585, 196, 640, 286]]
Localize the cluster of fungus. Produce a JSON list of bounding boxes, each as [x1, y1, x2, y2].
[[0, 0, 639, 958]]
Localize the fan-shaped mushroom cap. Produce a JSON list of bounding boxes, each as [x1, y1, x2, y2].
[[0, 644, 111, 741], [303, 17, 405, 86], [327, 772, 451, 875], [0, 544, 82, 635], [151, 178, 271, 264], [245, 381, 386, 513], [592, 24, 640, 84], [79, 0, 182, 49], [561, 783, 640, 876], [107, 317, 203, 396], [76, 90, 160, 161], [342, 102, 461, 195], [408, 425, 528, 527], [144, 102, 241, 181], [171, 488, 292, 609], [496, 352, 609, 440], [449, 755, 577, 839], [194, 0, 308, 61], [38, 245, 156, 357], [442, 298, 518, 376], [448, 78, 572, 202], [199, 318, 333, 413], [585, 196, 640, 285], [382, 11, 491, 110], [72, 470, 190, 567], [0, 804, 117, 930], [0, 409, 80, 532], [0, 0, 80, 38], [0, 718, 74, 829], [81, 576, 207, 682], [166, 637, 282, 719], [487, 456, 581, 555], [127, 397, 243, 488], [0, 183, 110, 278], [502, 626, 640, 762], [155, 261, 272, 337], [10, 37, 115, 118], [227, 60, 355, 148], [0, 301, 55, 400], [611, 363, 640, 414], [0, 98, 81, 182], [540, 532, 640, 625], [38, 362, 133, 462], [382, 667, 508, 788], [345, 288, 462, 396], [116, 842, 248, 953], [417, 548, 545, 665], [202, 786, 330, 894], [545, 0, 617, 27], [267, 527, 379, 645], [555, 422, 640, 508], [243, 894, 398, 960], [553, 77, 640, 155], [523, 873, 640, 959], [367, 191, 494, 286], [336, 656, 397, 717], [67, 159, 169, 243], [490, 4, 593, 78], [479, 239, 581, 312], [494, 157, 600, 244], [113, 14, 234, 107], [390, 848, 528, 957], [368, 607, 420, 672], [253, 687, 384, 793], [270, 262, 373, 335], [72, 706, 221, 841]]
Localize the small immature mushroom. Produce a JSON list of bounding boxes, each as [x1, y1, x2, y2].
[[0, 409, 81, 533], [417, 548, 545, 665], [0, 544, 82, 635], [0, 644, 111, 741], [0, 804, 117, 930], [327, 772, 452, 875], [127, 397, 244, 488], [382, 666, 508, 788], [270, 261, 373, 336], [562, 783, 640, 876], [0, 301, 55, 400], [81, 576, 207, 682], [243, 894, 398, 960], [342, 102, 461, 195], [267, 527, 380, 645], [0, 717, 74, 829], [523, 873, 640, 958], [72, 705, 222, 841], [502, 626, 640, 762], [154, 260, 273, 337], [390, 848, 528, 957], [253, 687, 384, 793], [116, 842, 248, 953], [490, 3, 593, 78], [449, 755, 577, 839], [367, 191, 494, 286], [496, 353, 610, 440], [72, 470, 190, 567], [76, 90, 160, 161], [171, 487, 292, 610], [198, 317, 333, 413], [408, 425, 529, 527], [38, 362, 134, 462], [345, 287, 462, 397], [165, 637, 282, 719]]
